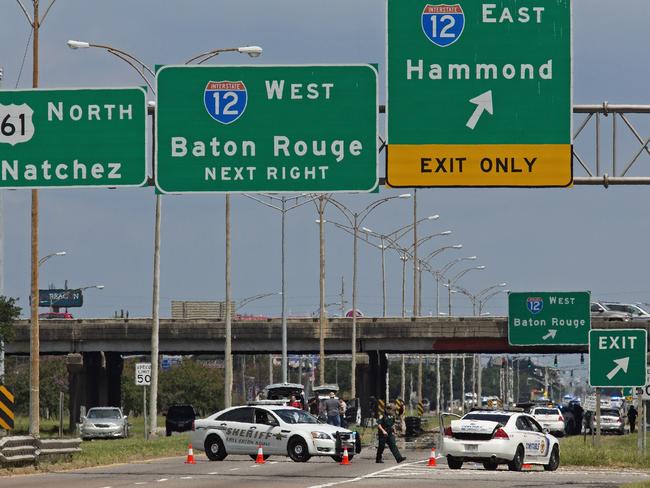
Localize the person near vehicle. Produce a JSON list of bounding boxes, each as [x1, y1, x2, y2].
[[324, 391, 340, 426], [289, 394, 302, 409], [338, 398, 347, 428], [628, 405, 638, 433], [376, 404, 406, 464]]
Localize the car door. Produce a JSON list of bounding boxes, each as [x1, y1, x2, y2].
[[514, 416, 537, 462], [255, 408, 286, 455], [522, 415, 549, 462], [214, 407, 255, 454]]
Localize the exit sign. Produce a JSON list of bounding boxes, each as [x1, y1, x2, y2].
[[589, 329, 647, 388]]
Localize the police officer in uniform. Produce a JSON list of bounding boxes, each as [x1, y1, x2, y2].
[[376, 404, 406, 464]]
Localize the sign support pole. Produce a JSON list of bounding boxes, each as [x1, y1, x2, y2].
[[595, 388, 601, 448], [638, 390, 643, 454], [144, 386, 148, 441]]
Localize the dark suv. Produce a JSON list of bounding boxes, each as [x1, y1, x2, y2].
[[165, 404, 197, 436]]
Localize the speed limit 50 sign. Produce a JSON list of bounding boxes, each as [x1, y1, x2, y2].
[[135, 362, 152, 386]]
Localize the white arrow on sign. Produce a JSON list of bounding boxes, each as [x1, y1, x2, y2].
[[606, 357, 630, 380], [466, 90, 493, 130], [542, 329, 557, 341]]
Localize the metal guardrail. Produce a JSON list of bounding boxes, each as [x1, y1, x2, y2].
[[0, 436, 81, 466]]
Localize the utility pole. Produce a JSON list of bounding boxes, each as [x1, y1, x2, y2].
[[29, 0, 41, 438], [0, 66, 4, 382], [149, 194, 161, 436], [449, 355, 454, 411], [224, 195, 233, 407], [318, 196, 327, 385]]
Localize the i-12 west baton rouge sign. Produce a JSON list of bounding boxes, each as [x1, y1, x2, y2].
[[386, 0, 572, 187], [508, 291, 590, 346], [155, 65, 378, 193], [0, 88, 147, 188]]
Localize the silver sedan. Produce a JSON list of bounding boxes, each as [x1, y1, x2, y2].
[[80, 407, 129, 439]]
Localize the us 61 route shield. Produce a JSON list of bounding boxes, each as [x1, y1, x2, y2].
[[155, 65, 378, 193], [0, 87, 147, 188], [508, 291, 590, 346]]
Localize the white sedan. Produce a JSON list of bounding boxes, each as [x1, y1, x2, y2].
[[441, 410, 560, 471], [530, 407, 566, 437], [191, 405, 360, 463]]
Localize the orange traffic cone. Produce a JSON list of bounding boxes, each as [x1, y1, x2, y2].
[[427, 447, 437, 467], [255, 445, 266, 464], [185, 444, 196, 464], [340, 447, 351, 465]]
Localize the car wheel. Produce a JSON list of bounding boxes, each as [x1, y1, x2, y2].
[[288, 437, 311, 462], [508, 445, 524, 472], [483, 460, 498, 470], [544, 445, 560, 472], [249, 454, 271, 461], [447, 456, 463, 470], [331, 454, 354, 462], [205, 435, 228, 461]]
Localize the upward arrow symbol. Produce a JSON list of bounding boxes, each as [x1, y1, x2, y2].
[[606, 357, 630, 380], [466, 90, 494, 130]]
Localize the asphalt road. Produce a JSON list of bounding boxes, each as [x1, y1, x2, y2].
[[1, 451, 648, 488]]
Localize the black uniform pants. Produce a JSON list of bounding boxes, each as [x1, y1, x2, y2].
[[376, 433, 402, 461]]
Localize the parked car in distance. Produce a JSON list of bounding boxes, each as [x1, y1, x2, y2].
[[79, 407, 128, 439], [165, 404, 197, 436], [600, 302, 650, 321], [530, 407, 565, 437], [590, 302, 630, 321], [39, 312, 73, 319]]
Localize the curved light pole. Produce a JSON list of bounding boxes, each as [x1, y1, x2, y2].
[[479, 288, 508, 315], [325, 194, 411, 398], [38, 251, 66, 267], [69, 40, 262, 435], [236, 292, 280, 313], [419, 245, 463, 315], [447, 265, 486, 316], [244, 194, 315, 383]]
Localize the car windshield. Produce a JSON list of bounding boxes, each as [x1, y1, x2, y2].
[[274, 409, 320, 424], [601, 409, 619, 417], [87, 409, 121, 419], [462, 413, 511, 424], [169, 406, 195, 417], [534, 408, 559, 415]]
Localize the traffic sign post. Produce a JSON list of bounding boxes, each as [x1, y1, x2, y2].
[[156, 65, 378, 193], [0, 88, 147, 188], [135, 363, 151, 440], [589, 329, 647, 388], [386, 0, 572, 187], [508, 291, 590, 346]]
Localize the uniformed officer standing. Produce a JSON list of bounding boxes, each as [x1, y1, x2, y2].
[[376, 404, 406, 464]]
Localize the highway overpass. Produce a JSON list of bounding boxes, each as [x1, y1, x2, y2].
[[7, 316, 646, 355]]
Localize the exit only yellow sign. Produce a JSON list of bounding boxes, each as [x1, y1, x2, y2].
[[387, 144, 573, 188]]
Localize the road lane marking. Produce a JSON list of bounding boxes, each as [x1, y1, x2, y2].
[[180, 476, 193, 479], [156, 479, 168, 482], [307, 460, 424, 488], [269, 461, 278, 464], [134, 483, 147, 486], [208, 471, 219, 475], [229, 467, 239, 471]]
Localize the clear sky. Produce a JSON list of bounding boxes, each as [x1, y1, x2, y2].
[[1, 0, 650, 323]]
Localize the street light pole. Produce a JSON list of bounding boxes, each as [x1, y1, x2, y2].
[[318, 196, 327, 385], [224, 195, 233, 407]]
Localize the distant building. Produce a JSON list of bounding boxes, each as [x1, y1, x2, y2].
[[171, 300, 236, 319]]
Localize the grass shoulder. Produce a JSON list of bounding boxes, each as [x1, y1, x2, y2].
[[561, 433, 650, 469]]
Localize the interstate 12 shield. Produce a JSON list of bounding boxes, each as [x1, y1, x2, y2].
[[203, 81, 248, 125], [421, 4, 465, 47], [527, 297, 544, 315]]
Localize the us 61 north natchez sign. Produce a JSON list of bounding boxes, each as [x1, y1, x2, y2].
[[155, 65, 378, 193], [0, 87, 147, 188]]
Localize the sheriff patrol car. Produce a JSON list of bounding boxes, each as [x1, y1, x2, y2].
[[191, 404, 361, 462], [441, 410, 560, 471]]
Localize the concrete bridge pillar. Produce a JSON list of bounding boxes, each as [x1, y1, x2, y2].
[[357, 351, 388, 420], [67, 352, 123, 430]]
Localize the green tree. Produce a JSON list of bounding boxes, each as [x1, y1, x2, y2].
[[0, 296, 21, 342]]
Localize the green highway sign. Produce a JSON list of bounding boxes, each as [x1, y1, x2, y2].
[[589, 329, 647, 388], [508, 291, 590, 346], [386, 0, 572, 187], [0, 88, 147, 188], [155, 65, 378, 193]]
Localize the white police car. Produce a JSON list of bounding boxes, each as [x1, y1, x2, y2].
[[191, 405, 360, 463], [441, 410, 560, 471]]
